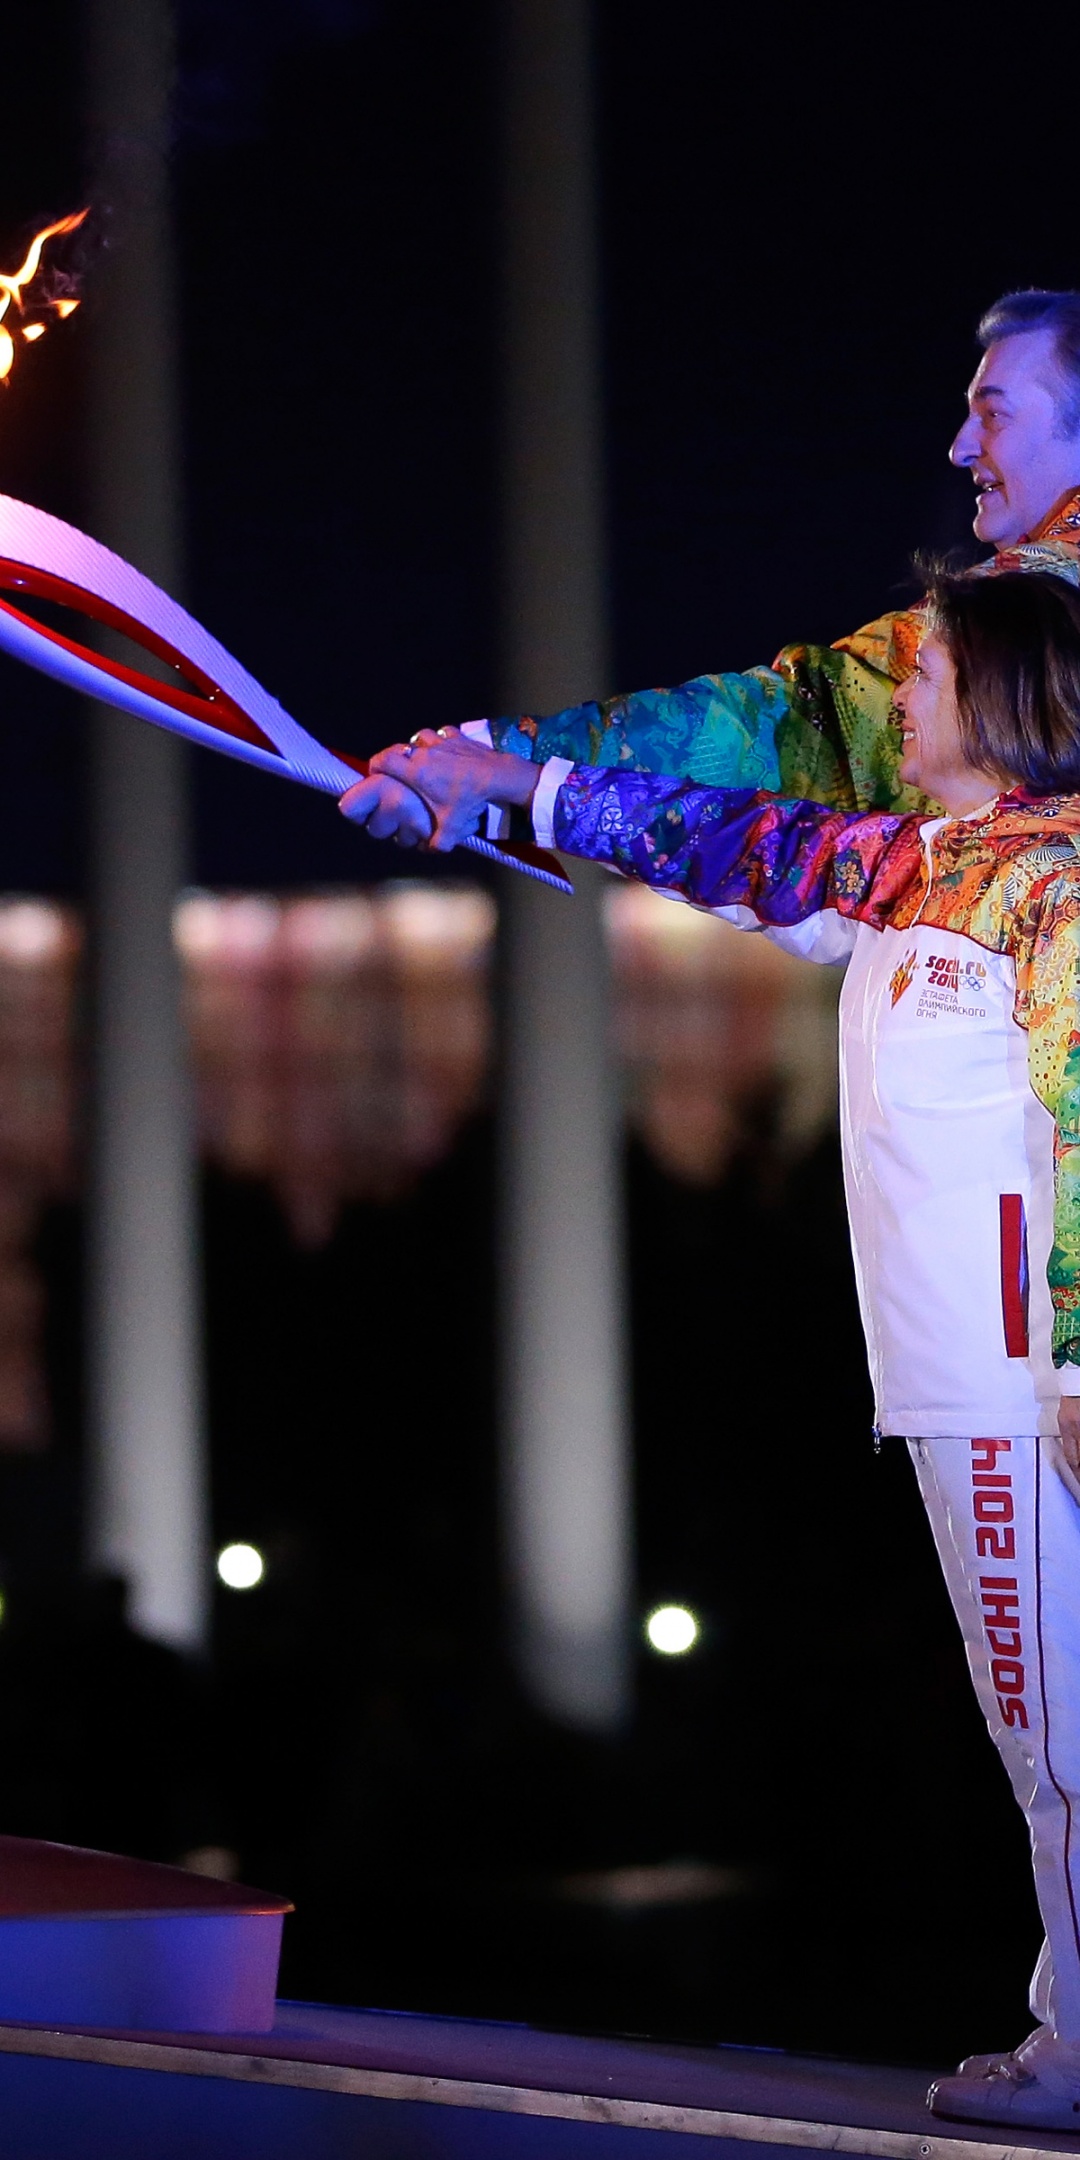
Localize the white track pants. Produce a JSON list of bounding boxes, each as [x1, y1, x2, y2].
[[909, 1436, 1080, 2043]]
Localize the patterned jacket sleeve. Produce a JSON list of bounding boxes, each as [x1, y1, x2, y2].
[[550, 765, 912, 926], [488, 607, 929, 816], [1013, 874, 1080, 1369]]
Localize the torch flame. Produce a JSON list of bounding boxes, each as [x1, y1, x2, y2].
[[0, 209, 88, 381]]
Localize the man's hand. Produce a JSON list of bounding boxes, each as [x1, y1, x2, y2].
[[338, 771, 434, 848], [365, 727, 540, 853], [1059, 1394, 1080, 1475]]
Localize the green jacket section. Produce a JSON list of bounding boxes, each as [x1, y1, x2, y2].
[[488, 607, 931, 815]]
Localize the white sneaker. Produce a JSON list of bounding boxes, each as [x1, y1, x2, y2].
[[953, 2027, 1050, 2080], [929, 2031, 1080, 2131]]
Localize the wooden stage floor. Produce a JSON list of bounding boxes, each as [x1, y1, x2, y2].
[[0, 2004, 1079, 2159]]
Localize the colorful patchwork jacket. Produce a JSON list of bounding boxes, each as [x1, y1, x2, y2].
[[489, 492, 1080, 815], [551, 767, 1080, 1390]]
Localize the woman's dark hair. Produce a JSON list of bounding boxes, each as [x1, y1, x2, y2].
[[923, 568, 1080, 796]]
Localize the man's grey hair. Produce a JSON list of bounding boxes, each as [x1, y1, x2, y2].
[[978, 290, 1080, 439]]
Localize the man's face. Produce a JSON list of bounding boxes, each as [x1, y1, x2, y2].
[[949, 329, 1080, 548]]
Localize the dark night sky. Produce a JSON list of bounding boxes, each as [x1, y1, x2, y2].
[[0, 0, 1078, 889]]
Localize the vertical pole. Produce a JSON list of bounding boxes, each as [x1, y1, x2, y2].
[[499, 0, 633, 1728], [83, 0, 208, 1651]]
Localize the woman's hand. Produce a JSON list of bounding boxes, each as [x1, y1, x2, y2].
[[1059, 1395, 1080, 1475], [337, 771, 434, 848], [363, 727, 540, 852]]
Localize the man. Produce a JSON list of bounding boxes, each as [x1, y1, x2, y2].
[[353, 289, 1080, 855], [475, 289, 1080, 810]]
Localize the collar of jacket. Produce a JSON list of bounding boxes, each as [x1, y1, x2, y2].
[[1027, 489, 1080, 545], [926, 788, 1080, 859], [983, 489, 1080, 589]]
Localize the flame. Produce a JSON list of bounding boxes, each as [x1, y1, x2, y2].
[[0, 209, 88, 381]]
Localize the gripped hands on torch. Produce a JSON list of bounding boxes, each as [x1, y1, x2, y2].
[[338, 726, 540, 852]]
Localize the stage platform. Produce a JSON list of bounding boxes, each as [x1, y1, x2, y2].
[[0, 2004, 1077, 2160]]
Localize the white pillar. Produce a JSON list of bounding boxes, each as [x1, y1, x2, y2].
[[83, 0, 209, 1651], [499, 0, 633, 1728]]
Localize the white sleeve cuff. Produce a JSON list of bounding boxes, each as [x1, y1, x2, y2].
[[1058, 1365, 1080, 1396], [531, 757, 575, 850], [459, 720, 507, 838]]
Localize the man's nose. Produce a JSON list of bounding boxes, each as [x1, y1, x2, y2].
[[950, 411, 981, 467]]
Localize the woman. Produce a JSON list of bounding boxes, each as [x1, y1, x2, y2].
[[342, 570, 1080, 2132]]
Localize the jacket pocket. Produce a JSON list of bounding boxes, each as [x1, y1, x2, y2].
[[999, 1193, 1030, 1359]]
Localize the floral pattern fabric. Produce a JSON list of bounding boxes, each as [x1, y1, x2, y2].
[[552, 769, 1080, 1368], [489, 491, 1080, 815]]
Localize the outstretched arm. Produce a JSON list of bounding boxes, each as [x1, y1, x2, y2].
[[481, 607, 928, 815], [348, 730, 915, 930], [547, 763, 913, 923]]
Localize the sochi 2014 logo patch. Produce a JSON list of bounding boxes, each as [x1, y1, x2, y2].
[[917, 951, 988, 1021], [889, 949, 918, 1005]]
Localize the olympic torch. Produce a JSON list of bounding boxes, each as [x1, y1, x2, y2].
[[0, 491, 573, 890]]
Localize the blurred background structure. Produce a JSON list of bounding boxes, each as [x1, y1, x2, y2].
[[497, 0, 632, 1734], [0, 0, 1073, 2070], [84, 0, 208, 1653]]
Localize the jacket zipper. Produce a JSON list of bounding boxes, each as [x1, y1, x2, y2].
[[869, 804, 1003, 1450], [908, 818, 945, 926]]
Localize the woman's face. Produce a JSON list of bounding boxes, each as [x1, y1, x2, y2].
[[893, 631, 1000, 813]]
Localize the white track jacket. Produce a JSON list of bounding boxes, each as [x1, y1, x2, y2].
[[543, 770, 1080, 1439]]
